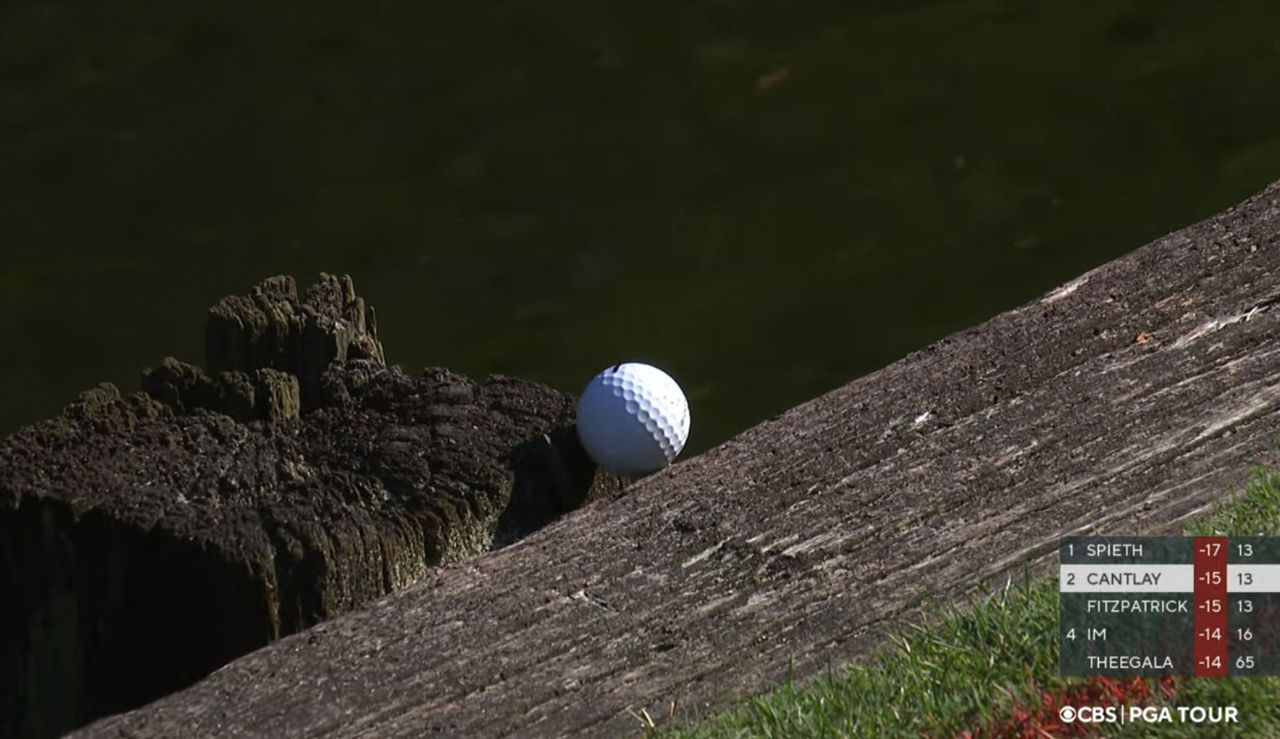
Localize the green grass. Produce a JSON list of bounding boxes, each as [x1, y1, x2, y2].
[[1110, 470, 1280, 738], [654, 468, 1280, 738]]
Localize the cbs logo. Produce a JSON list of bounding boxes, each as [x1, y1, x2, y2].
[[1059, 705, 1119, 723]]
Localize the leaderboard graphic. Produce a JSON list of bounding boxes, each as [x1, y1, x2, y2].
[[1060, 537, 1280, 676]]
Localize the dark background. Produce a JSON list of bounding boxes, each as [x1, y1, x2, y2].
[[3, 0, 1279, 452]]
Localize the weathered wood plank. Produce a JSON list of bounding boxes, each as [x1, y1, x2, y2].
[[77, 183, 1280, 737]]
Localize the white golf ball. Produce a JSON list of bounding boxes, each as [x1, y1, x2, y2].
[[575, 362, 691, 476]]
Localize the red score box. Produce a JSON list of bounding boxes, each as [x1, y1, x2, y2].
[[1193, 536, 1228, 677]]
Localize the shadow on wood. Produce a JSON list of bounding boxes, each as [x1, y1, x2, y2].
[[70, 183, 1280, 737]]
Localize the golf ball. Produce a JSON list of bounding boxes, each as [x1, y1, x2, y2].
[[575, 362, 691, 476]]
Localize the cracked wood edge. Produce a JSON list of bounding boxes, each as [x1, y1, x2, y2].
[[78, 183, 1280, 738]]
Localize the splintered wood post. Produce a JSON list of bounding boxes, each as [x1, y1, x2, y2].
[[72, 183, 1280, 737], [0, 275, 618, 739]]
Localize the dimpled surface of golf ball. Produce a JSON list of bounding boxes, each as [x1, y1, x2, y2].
[[576, 362, 690, 476]]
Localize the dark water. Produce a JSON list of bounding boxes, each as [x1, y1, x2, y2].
[[3, 2, 1279, 453]]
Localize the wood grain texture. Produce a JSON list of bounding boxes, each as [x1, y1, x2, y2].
[[78, 183, 1280, 738]]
